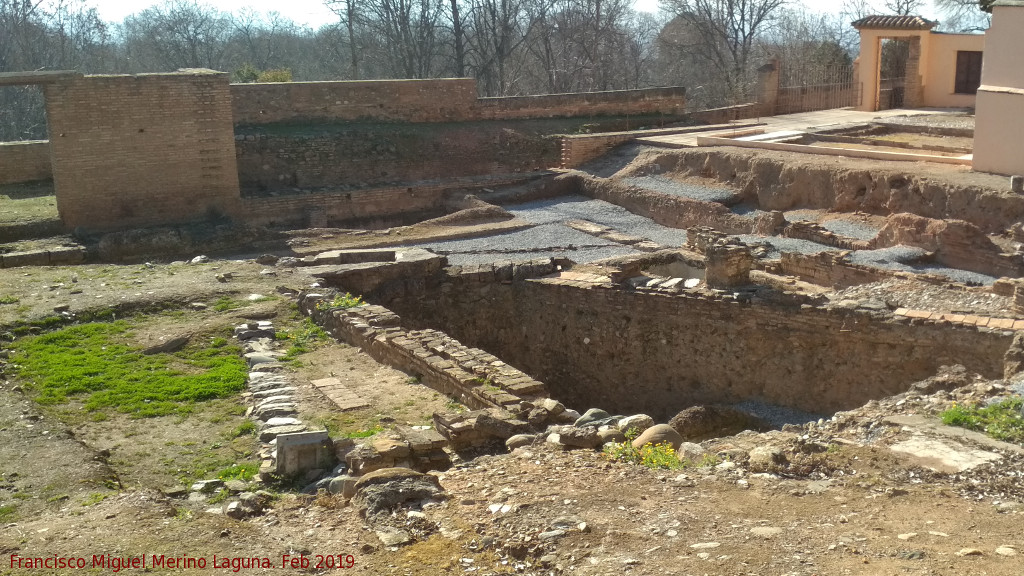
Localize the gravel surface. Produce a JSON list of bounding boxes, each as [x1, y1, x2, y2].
[[880, 113, 975, 131], [737, 235, 837, 258], [508, 196, 689, 247], [731, 400, 823, 428], [832, 278, 1012, 316], [621, 175, 739, 203], [819, 219, 880, 241], [911, 264, 997, 286], [847, 246, 930, 269], [411, 222, 638, 265], [783, 209, 822, 222]]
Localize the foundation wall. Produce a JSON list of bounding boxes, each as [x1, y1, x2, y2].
[[240, 175, 532, 229], [235, 122, 560, 193], [42, 71, 241, 232], [0, 141, 51, 185], [380, 274, 1011, 418]]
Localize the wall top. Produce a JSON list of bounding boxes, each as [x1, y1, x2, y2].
[[0, 70, 80, 86], [993, 0, 1024, 6], [852, 15, 938, 30]]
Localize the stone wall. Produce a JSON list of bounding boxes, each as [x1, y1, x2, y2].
[[381, 271, 1012, 418], [0, 141, 50, 185], [299, 299, 549, 411], [779, 252, 892, 288], [235, 122, 560, 193], [231, 79, 687, 126], [42, 71, 241, 232]]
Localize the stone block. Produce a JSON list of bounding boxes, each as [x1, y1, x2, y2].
[[275, 430, 335, 476]]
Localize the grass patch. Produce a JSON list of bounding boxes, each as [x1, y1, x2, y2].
[[603, 428, 720, 470], [11, 321, 247, 417], [212, 297, 244, 312], [277, 317, 330, 362], [941, 397, 1024, 443], [0, 504, 17, 522], [0, 295, 19, 304], [81, 492, 111, 506]]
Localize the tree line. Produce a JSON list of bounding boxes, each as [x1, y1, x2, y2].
[[0, 0, 993, 141]]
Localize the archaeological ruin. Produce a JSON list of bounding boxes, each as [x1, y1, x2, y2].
[[4, 4, 1024, 573]]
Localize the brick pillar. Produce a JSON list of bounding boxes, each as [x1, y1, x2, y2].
[[904, 36, 924, 108]]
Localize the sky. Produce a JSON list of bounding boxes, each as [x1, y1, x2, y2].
[[85, 0, 939, 29]]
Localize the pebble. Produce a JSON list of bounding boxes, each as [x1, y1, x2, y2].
[[995, 545, 1017, 557], [956, 548, 983, 557], [690, 542, 720, 549]]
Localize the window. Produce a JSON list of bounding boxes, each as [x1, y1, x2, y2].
[[954, 51, 983, 95]]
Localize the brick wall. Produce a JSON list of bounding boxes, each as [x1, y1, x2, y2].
[[231, 79, 480, 125], [382, 273, 1011, 418], [43, 71, 241, 232], [231, 79, 688, 126], [0, 141, 51, 185]]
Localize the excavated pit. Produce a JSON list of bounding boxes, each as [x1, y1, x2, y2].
[[305, 146, 1024, 426]]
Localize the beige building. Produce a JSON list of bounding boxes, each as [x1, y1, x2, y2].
[[853, 15, 985, 112], [973, 1, 1024, 176]]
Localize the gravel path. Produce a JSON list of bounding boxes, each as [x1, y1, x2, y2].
[[508, 196, 689, 247], [621, 175, 739, 204]]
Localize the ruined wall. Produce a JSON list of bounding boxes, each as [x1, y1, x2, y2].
[[241, 175, 531, 229], [643, 148, 1024, 234], [0, 141, 50, 185], [43, 71, 241, 232], [381, 273, 1011, 418], [231, 79, 687, 126], [235, 122, 560, 193]]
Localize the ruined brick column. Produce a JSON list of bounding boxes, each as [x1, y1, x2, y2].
[[705, 243, 754, 288]]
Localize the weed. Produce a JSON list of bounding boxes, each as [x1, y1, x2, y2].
[[46, 494, 70, 504], [12, 492, 31, 500], [0, 295, 18, 304], [217, 463, 259, 481], [604, 440, 684, 470], [316, 292, 364, 310], [941, 397, 1024, 443], [210, 337, 228, 348], [208, 489, 230, 505], [277, 318, 329, 362], [344, 425, 383, 439], [11, 322, 247, 417], [230, 420, 258, 438], [174, 507, 193, 521]]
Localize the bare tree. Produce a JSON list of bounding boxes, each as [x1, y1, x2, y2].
[[934, 0, 992, 31], [882, 0, 924, 16], [659, 0, 788, 102], [121, 0, 232, 71], [325, 0, 361, 78]]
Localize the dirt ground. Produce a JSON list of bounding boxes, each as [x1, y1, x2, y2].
[[0, 256, 1021, 576]]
